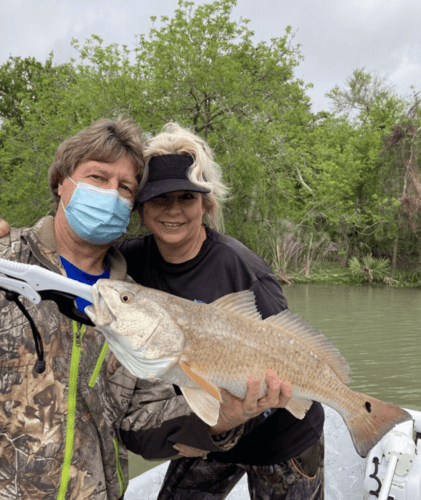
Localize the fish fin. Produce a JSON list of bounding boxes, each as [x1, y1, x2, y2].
[[341, 392, 412, 458], [179, 386, 221, 426], [180, 360, 222, 402], [211, 291, 262, 320], [285, 395, 313, 419], [264, 310, 351, 384]]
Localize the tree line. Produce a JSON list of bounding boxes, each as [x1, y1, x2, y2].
[[0, 0, 420, 277]]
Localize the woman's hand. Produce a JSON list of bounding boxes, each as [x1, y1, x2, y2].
[[0, 219, 10, 238], [209, 369, 293, 435], [173, 370, 293, 457]]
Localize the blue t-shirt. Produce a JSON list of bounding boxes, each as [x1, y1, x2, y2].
[[60, 256, 110, 312]]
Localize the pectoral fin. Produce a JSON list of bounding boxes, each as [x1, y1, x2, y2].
[[180, 361, 222, 402], [285, 395, 313, 419], [180, 386, 221, 426]]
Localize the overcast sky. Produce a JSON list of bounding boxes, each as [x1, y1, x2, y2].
[[2, 0, 421, 113]]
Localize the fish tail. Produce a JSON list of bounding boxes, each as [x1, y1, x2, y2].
[[343, 393, 412, 458]]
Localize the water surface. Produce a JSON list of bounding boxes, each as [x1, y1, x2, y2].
[[285, 284, 421, 412]]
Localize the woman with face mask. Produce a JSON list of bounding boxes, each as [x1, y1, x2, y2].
[[115, 123, 325, 500]]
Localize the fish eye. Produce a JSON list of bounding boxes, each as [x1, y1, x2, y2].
[[120, 292, 133, 303]]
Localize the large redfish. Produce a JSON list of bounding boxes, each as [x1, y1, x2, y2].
[[85, 279, 412, 458]]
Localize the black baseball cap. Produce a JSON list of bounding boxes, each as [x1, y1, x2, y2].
[[137, 154, 210, 204]]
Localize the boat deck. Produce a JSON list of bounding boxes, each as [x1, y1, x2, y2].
[[125, 405, 421, 500]]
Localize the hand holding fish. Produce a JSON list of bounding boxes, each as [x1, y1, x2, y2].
[[209, 369, 293, 435], [173, 370, 293, 458]]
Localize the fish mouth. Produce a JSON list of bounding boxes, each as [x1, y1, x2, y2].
[[85, 283, 115, 327]]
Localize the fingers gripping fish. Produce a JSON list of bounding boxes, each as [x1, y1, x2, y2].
[[85, 279, 412, 459]]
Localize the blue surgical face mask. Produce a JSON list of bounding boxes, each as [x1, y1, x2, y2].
[[61, 177, 133, 245]]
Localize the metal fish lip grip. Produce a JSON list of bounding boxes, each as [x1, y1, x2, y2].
[[0, 257, 93, 304], [0, 258, 96, 372]]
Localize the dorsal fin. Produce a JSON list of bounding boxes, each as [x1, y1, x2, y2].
[[211, 291, 262, 320], [265, 310, 351, 384]]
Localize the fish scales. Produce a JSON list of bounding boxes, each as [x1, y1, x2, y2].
[[173, 299, 343, 405], [85, 279, 413, 458]]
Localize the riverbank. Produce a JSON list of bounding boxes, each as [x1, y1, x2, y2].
[[275, 263, 421, 288]]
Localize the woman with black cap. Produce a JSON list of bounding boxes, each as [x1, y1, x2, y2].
[[116, 123, 325, 500]]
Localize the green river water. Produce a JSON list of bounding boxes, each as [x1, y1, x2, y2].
[[286, 284, 421, 413], [128, 284, 421, 478]]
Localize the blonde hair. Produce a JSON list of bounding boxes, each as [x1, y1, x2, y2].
[[141, 123, 228, 229], [49, 116, 144, 210]]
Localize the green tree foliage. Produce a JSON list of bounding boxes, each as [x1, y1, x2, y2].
[[128, 0, 312, 244], [322, 68, 409, 260], [0, 55, 91, 225], [69, 35, 148, 124], [0, 38, 147, 225], [0, 54, 63, 128], [379, 93, 421, 274], [0, 0, 420, 275], [325, 68, 405, 126]]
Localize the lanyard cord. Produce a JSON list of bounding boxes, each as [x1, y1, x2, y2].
[[3, 290, 45, 373], [57, 321, 86, 500]]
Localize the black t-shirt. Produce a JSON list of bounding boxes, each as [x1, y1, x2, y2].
[[115, 227, 324, 464]]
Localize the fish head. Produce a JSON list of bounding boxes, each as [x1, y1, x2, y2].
[[86, 279, 171, 349]]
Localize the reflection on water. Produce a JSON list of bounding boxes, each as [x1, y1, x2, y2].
[[285, 284, 421, 412]]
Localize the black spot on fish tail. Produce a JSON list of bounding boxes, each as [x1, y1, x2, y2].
[[343, 393, 411, 457]]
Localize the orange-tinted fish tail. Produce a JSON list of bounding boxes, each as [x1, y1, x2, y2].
[[343, 393, 412, 458]]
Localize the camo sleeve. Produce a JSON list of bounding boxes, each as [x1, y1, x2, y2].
[[120, 378, 243, 460], [0, 227, 24, 260]]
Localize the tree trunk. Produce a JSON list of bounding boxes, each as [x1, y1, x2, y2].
[[305, 233, 313, 277], [391, 222, 399, 277]]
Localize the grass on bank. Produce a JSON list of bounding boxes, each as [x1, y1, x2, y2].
[[271, 260, 421, 288], [250, 227, 421, 288]]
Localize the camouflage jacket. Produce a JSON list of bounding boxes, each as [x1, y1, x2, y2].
[[0, 217, 139, 500]]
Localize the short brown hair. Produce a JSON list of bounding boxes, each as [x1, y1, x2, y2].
[[49, 116, 144, 210]]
